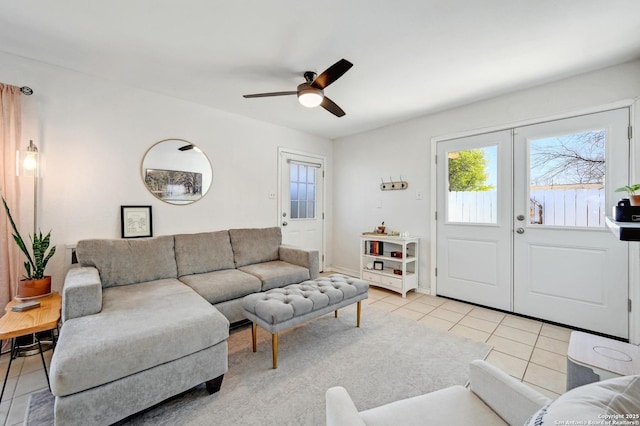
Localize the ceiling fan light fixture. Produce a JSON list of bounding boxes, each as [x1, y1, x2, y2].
[[297, 84, 323, 108], [243, 59, 352, 117]]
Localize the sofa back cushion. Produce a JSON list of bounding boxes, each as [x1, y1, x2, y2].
[[174, 231, 235, 277], [76, 236, 178, 288], [229, 227, 281, 268]]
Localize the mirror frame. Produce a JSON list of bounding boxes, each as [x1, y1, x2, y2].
[[141, 138, 213, 205]]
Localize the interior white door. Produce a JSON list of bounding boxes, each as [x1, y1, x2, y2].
[[436, 130, 513, 310], [513, 109, 630, 338], [279, 150, 324, 271]]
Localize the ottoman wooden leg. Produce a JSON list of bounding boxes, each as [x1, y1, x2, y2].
[[357, 301, 362, 328], [252, 322, 257, 352], [335, 310, 338, 318], [272, 333, 278, 369]]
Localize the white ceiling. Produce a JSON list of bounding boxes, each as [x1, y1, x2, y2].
[[0, 1, 639, 139]]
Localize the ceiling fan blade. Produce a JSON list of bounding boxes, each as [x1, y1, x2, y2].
[[312, 59, 353, 89], [320, 96, 346, 117], [243, 91, 297, 98]]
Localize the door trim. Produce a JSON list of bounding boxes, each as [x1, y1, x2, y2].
[[277, 147, 326, 271]]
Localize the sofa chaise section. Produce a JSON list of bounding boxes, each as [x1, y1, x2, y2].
[[52, 236, 229, 425]]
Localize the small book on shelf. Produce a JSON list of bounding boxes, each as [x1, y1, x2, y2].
[[368, 241, 384, 255]]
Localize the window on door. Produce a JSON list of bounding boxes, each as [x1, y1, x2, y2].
[[447, 146, 498, 224], [290, 163, 316, 219], [529, 129, 606, 227]]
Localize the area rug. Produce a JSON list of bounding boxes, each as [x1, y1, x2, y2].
[[27, 304, 491, 425]]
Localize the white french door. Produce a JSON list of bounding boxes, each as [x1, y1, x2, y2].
[[436, 130, 513, 311], [436, 108, 630, 338], [278, 149, 325, 271], [512, 109, 629, 338]]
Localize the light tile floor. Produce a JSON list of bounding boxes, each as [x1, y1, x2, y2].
[[365, 286, 571, 399], [0, 285, 573, 425], [0, 346, 52, 425]]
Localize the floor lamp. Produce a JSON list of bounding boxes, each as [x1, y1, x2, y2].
[[15, 140, 46, 356]]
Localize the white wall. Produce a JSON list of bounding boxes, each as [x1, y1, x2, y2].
[[2, 51, 639, 338], [332, 60, 640, 293], [0, 51, 333, 291]]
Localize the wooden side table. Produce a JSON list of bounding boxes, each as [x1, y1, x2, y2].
[[0, 292, 61, 401]]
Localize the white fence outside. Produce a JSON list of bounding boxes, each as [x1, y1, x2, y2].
[[448, 188, 605, 227]]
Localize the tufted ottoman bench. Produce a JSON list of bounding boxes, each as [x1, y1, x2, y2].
[[242, 274, 369, 368]]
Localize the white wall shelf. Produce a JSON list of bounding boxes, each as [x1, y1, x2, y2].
[[360, 234, 419, 298]]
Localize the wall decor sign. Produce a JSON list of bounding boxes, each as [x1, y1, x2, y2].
[[121, 205, 153, 238], [145, 168, 203, 203]]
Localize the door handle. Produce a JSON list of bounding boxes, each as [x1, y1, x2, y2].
[[517, 214, 525, 221], [516, 228, 525, 234], [282, 221, 288, 226]]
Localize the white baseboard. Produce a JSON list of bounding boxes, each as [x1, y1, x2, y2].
[[325, 265, 359, 278]]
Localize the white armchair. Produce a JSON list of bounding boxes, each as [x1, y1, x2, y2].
[[327, 359, 640, 426], [326, 359, 550, 426]]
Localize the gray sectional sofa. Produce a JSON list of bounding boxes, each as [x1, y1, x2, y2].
[[50, 227, 319, 425]]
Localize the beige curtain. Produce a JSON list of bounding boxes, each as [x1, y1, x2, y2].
[[0, 83, 22, 311]]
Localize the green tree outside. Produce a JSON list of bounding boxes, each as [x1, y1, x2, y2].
[[448, 149, 494, 192]]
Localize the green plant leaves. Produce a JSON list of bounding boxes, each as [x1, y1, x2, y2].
[[615, 184, 640, 196], [2, 195, 56, 280]]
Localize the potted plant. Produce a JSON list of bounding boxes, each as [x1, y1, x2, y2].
[[615, 184, 640, 206], [1, 196, 56, 298]]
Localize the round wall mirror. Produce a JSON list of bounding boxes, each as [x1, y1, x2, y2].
[[141, 138, 213, 205]]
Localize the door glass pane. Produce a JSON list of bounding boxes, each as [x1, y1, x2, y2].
[[447, 146, 497, 223], [298, 182, 307, 200], [529, 129, 605, 227], [289, 163, 316, 219]]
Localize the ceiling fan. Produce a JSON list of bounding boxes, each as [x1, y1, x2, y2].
[[243, 59, 353, 117]]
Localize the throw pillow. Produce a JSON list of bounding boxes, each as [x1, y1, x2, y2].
[[525, 374, 640, 425]]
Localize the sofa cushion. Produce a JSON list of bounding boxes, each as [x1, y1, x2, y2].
[[50, 279, 229, 397], [229, 227, 281, 268], [174, 231, 235, 277], [239, 260, 310, 291], [76, 236, 177, 288], [525, 374, 640, 426], [179, 269, 262, 304], [360, 385, 506, 426]]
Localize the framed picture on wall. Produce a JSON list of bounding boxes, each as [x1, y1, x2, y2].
[[144, 168, 203, 203], [121, 205, 153, 238]]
